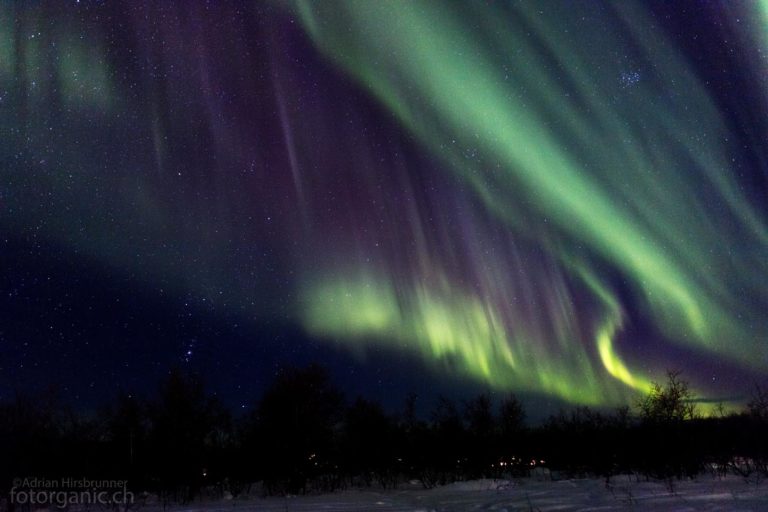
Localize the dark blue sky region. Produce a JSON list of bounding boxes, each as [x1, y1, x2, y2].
[[1, 1, 767, 417]]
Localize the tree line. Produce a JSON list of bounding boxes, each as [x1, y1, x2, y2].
[[1, 366, 767, 503]]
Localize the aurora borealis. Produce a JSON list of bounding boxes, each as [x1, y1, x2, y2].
[[2, 1, 767, 413]]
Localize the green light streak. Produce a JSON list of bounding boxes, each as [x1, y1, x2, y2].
[[291, 0, 768, 391], [574, 263, 652, 394], [57, 37, 113, 110], [302, 265, 639, 405], [0, 6, 13, 79], [6, 6, 113, 110]]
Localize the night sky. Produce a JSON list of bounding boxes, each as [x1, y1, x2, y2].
[[2, 0, 767, 418]]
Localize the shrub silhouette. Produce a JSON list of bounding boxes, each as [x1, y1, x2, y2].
[[636, 371, 701, 480], [638, 371, 697, 423], [4, 365, 768, 500]]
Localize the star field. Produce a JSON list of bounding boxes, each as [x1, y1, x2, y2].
[[1, 0, 767, 415]]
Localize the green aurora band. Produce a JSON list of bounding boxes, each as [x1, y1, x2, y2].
[[0, 5, 113, 110], [305, 269, 618, 406], [292, 1, 768, 406], [3, 1, 766, 411]]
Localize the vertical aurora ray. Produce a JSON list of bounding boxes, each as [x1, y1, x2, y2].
[[759, 1, 768, 44], [291, 0, 768, 403], [3, 1, 766, 411], [301, 262, 628, 405], [0, 7, 13, 80]]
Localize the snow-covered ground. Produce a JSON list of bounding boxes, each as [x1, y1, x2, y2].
[[148, 474, 768, 511]]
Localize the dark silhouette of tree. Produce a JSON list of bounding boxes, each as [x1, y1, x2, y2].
[[419, 396, 465, 487], [146, 369, 231, 503], [251, 364, 344, 495], [638, 371, 697, 423], [743, 384, 768, 476], [402, 392, 419, 432], [747, 384, 768, 421], [636, 371, 701, 480], [5, 364, 768, 498], [398, 393, 430, 486], [0, 388, 66, 488], [499, 394, 525, 438], [463, 393, 496, 477], [498, 394, 526, 473], [343, 397, 400, 487], [542, 407, 599, 477], [464, 394, 494, 437], [100, 393, 148, 482]]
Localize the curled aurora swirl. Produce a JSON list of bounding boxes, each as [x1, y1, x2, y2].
[[291, 0, 768, 406], [3, 1, 766, 411]]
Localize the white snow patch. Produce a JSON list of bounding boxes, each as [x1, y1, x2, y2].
[[57, 474, 768, 512]]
